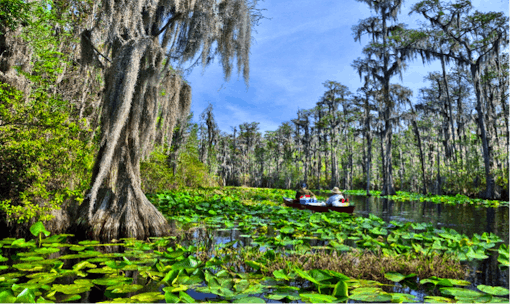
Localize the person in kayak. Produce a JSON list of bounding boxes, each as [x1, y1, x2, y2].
[[295, 182, 316, 200], [326, 187, 348, 206]]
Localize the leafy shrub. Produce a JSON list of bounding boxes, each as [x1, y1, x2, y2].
[[0, 83, 94, 223], [141, 125, 219, 193]]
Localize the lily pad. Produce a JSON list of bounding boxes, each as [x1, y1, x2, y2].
[[34, 248, 60, 255], [280, 226, 295, 234], [13, 263, 44, 272], [92, 277, 132, 286], [232, 297, 265, 303], [74, 279, 94, 286], [424, 296, 456, 303], [78, 240, 100, 246], [16, 288, 36, 303], [61, 294, 81, 302], [349, 293, 393, 302], [349, 287, 392, 302], [52, 284, 92, 294], [87, 267, 117, 274], [0, 290, 16, 303], [391, 293, 417, 303], [30, 222, 51, 238], [440, 287, 484, 298], [384, 272, 416, 283], [130, 292, 165, 302], [477, 285, 510, 296], [110, 284, 144, 294], [299, 293, 338, 303], [20, 256, 44, 262], [69, 246, 86, 252]]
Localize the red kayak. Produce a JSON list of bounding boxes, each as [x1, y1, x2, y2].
[[283, 198, 355, 214]]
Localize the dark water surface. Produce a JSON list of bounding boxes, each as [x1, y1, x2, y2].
[[345, 195, 509, 289], [345, 195, 509, 245]]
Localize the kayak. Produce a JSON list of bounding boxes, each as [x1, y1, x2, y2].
[[283, 198, 355, 214]]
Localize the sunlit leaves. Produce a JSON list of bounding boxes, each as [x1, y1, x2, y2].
[[476, 285, 509, 296]]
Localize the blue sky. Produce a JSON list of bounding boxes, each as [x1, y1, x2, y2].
[[185, 0, 508, 133]]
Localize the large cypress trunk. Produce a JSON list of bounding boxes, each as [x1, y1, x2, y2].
[[71, 39, 191, 241]]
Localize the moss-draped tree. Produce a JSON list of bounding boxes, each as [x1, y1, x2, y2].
[[408, 0, 508, 198], [73, 0, 261, 241], [351, 0, 411, 196]]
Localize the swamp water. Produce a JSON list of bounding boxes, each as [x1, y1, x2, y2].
[[350, 195, 509, 294], [0, 193, 508, 303]]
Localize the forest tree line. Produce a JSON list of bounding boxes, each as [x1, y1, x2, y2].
[[183, 0, 509, 200]]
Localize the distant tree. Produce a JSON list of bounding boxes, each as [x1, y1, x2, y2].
[[409, 0, 508, 198], [292, 110, 313, 184], [74, 0, 262, 240], [351, 0, 413, 196], [352, 77, 378, 196], [319, 81, 350, 188], [199, 103, 219, 172]]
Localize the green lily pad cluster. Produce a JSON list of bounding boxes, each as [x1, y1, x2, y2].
[[151, 188, 509, 268], [0, 187, 507, 303]]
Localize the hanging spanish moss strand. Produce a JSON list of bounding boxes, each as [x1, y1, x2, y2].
[[73, 0, 260, 241]]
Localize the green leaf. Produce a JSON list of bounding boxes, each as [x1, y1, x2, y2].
[[110, 284, 144, 294], [0, 290, 16, 303], [72, 261, 97, 271], [280, 226, 294, 234], [178, 291, 195, 303], [172, 256, 200, 270], [130, 292, 165, 302], [232, 297, 265, 303], [423, 296, 456, 303], [440, 287, 484, 298], [164, 291, 179, 303], [13, 263, 44, 272], [299, 293, 338, 303], [92, 277, 132, 286], [477, 285, 510, 296], [384, 272, 405, 283], [61, 294, 81, 302], [16, 288, 36, 303], [35, 297, 54, 303], [445, 279, 471, 286], [245, 260, 265, 271], [349, 293, 392, 302], [273, 269, 289, 281], [294, 268, 320, 285], [332, 281, 348, 298], [30, 222, 51, 238], [161, 269, 181, 284], [51, 284, 92, 295], [391, 293, 417, 303]]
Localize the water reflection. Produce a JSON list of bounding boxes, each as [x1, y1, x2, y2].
[[349, 195, 509, 245], [347, 195, 510, 290]]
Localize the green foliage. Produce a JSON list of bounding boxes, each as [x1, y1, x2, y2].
[[0, 212, 506, 303], [0, 83, 94, 223], [140, 147, 177, 194], [0, 2, 95, 223], [0, 0, 31, 34], [176, 124, 218, 188], [141, 126, 219, 193]]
